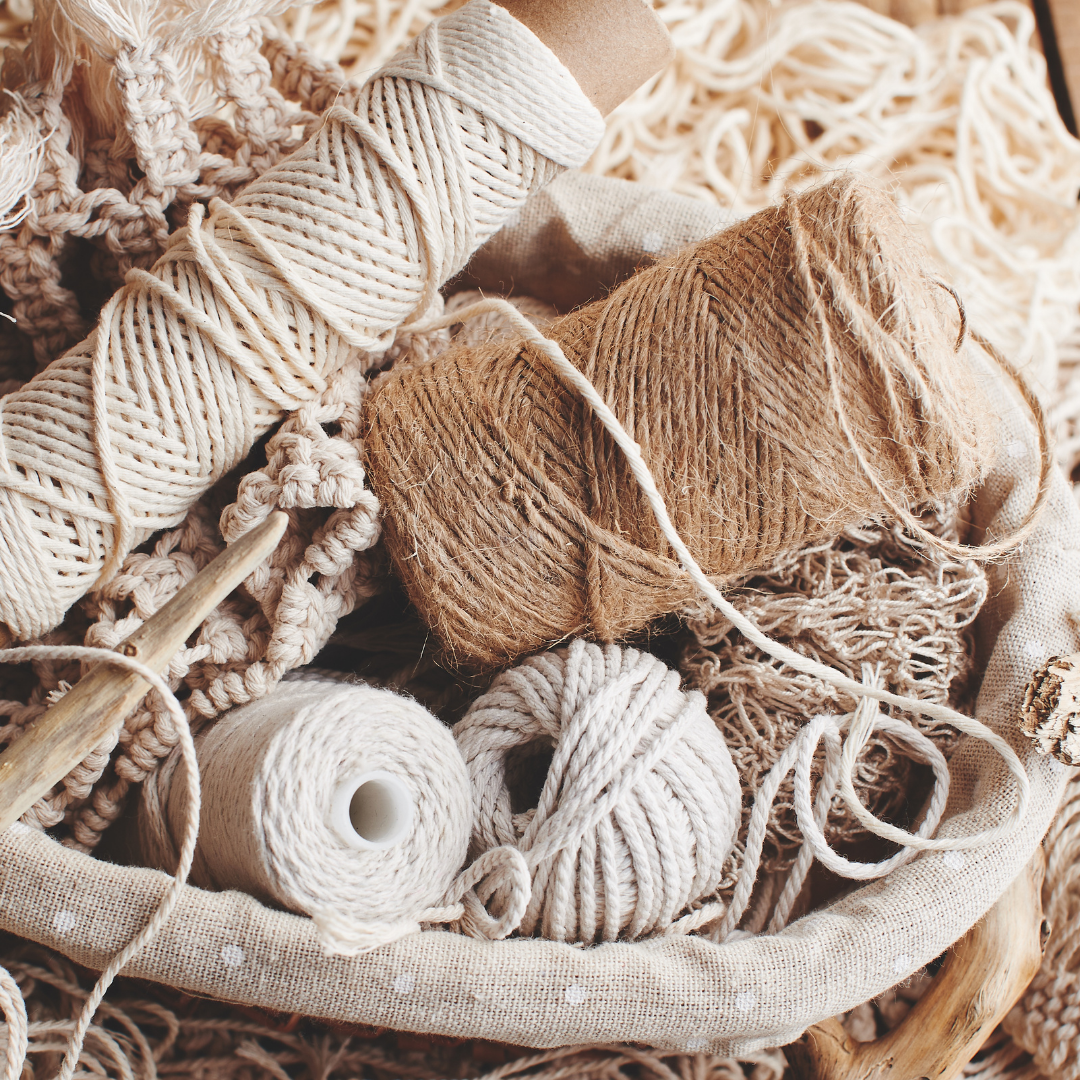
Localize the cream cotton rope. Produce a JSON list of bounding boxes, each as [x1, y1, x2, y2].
[[0, 0, 604, 641], [140, 676, 532, 956], [455, 640, 742, 944]]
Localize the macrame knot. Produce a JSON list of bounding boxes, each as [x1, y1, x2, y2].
[[454, 639, 742, 944]]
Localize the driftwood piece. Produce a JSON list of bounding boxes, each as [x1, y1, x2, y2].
[[0, 511, 288, 833], [787, 850, 1047, 1080]]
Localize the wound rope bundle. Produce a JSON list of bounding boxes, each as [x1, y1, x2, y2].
[[0, 0, 604, 641], [454, 640, 741, 944], [140, 676, 529, 956], [365, 174, 1048, 674]]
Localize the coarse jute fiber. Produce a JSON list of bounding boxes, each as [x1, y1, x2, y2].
[[365, 173, 990, 670]]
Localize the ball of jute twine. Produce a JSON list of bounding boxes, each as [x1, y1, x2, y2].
[[365, 174, 1047, 674], [454, 639, 741, 944], [0, 0, 603, 642]]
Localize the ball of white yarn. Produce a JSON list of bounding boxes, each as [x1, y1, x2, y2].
[[454, 639, 741, 944], [159, 678, 473, 955]]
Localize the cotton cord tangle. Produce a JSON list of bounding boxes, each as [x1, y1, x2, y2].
[[0, 644, 199, 1080], [0, 0, 604, 641], [140, 676, 531, 955], [724, 665, 952, 940], [454, 639, 741, 944]]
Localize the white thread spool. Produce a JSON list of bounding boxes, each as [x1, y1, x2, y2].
[[454, 640, 742, 943], [156, 678, 473, 955]]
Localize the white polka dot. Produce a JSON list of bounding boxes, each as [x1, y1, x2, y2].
[[1024, 640, 1045, 660], [1050, 757, 1068, 774], [1006, 440, 1027, 459], [641, 231, 665, 254], [564, 983, 587, 1005], [52, 910, 77, 935], [734, 990, 756, 1013], [892, 953, 912, 975], [220, 944, 245, 968], [685, 1035, 707, 1052], [943, 850, 966, 870], [393, 972, 415, 995]]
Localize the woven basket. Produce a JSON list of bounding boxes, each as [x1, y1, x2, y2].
[[0, 172, 1074, 1057]]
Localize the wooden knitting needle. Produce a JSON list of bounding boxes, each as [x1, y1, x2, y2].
[[0, 510, 288, 834], [786, 849, 1047, 1080]]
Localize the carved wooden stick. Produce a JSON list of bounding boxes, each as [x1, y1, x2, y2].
[[786, 849, 1047, 1080], [0, 511, 287, 833]]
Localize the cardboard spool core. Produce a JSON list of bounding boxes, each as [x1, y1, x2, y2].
[[331, 770, 415, 850], [496, 0, 673, 117]]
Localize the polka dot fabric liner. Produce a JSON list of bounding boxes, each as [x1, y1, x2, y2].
[[0, 172, 1076, 1055]]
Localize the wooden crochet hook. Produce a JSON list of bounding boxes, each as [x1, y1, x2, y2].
[[0, 510, 287, 834], [787, 849, 1047, 1080]]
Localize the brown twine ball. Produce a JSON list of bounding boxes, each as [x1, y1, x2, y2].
[[363, 175, 991, 671]]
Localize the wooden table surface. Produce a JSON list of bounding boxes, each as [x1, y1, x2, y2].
[[1043, 0, 1080, 134]]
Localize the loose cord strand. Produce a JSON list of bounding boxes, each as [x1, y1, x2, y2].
[[0, 646, 199, 1080]]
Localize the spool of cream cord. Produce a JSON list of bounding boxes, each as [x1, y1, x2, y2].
[[141, 677, 475, 955]]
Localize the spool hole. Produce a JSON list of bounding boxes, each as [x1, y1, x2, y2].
[[350, 778, 408, 844], [331, 770, 413, 850]]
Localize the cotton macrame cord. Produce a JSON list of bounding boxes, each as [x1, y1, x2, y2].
[[140, 677, 532, 955], [0, 95, 43, 232], [418, 291, 1034, 875], [455, 640, 742, 944], [0, 644, 199, 1080], [0, 0, 604, 641], [736, 667, 953, 940]]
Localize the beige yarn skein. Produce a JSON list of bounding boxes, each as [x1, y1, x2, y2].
[[142, 678, 489, 956], [454, 640, 742, 944], [0, 0, 606, 641]]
